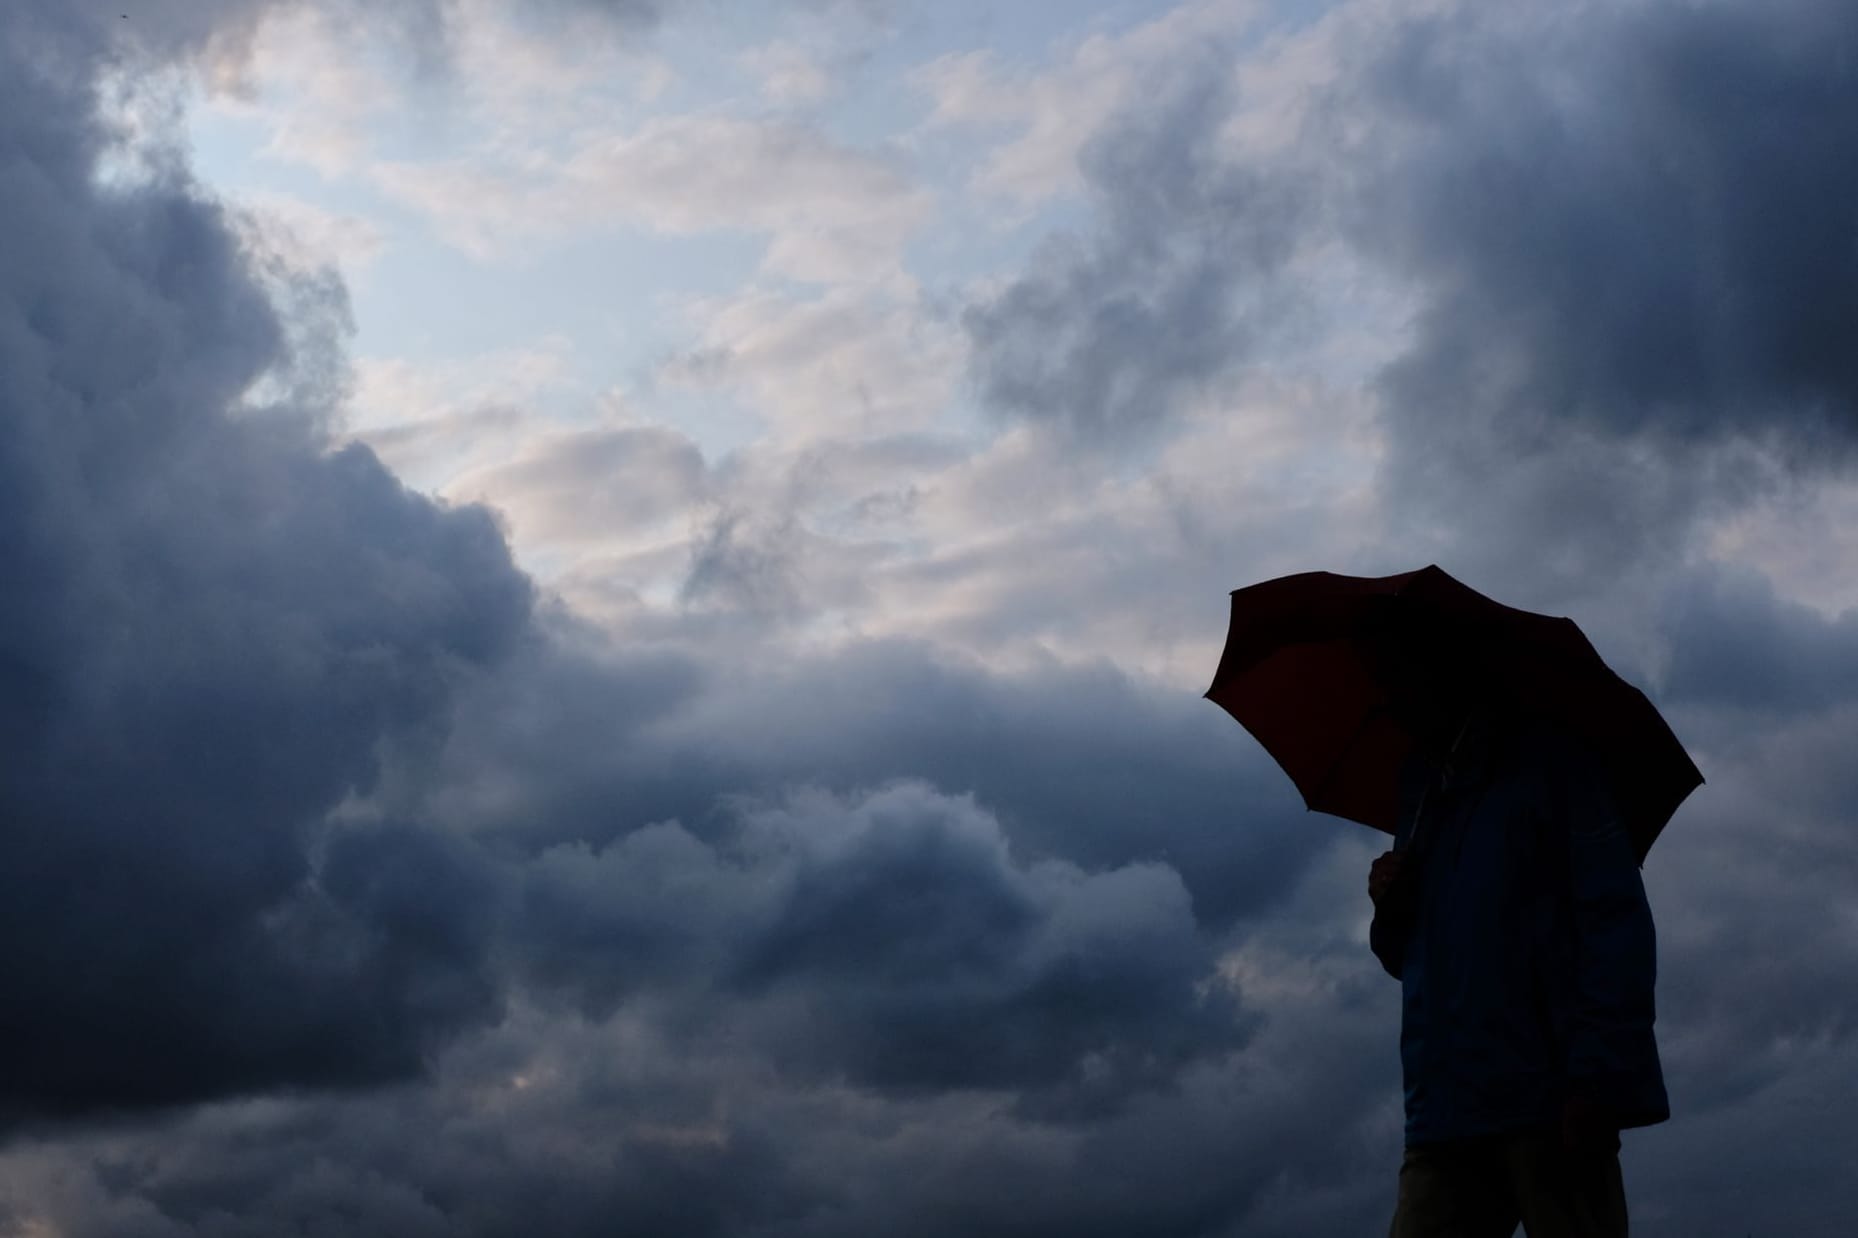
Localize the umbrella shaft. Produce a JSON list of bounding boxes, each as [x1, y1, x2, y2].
[[1395, 713, 1474, 856]]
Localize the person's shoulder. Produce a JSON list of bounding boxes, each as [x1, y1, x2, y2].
[[1490, 711, 1610, 805], [1505, 711, 1629, 837]]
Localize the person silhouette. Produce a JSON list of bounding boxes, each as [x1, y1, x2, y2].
[[1366, 650, 1668, 1238]]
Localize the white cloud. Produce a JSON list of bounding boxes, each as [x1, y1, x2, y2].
[[912, 0, 1265, 204], [1698, 473, 1858, 621], [659, 286, 963, 440], [193, 0, 682, 174], [445, 423, 712, 547], [740, 38, 835, 106], [521, 367, 1382, 680], [344, 340, 581, 492], [193, 4, 402, 176], [371, 113, 932, 284], [235, 190, 389, 273], [840, 376, 1382, 684]]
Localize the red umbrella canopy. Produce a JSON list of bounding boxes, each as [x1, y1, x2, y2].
[[1203, 565, 1703, 861]]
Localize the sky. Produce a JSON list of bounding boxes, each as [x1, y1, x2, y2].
[[1, 0, 1855, 1233]]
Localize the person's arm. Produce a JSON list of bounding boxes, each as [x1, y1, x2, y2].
[[1369, 754, 1434, 980], [1558, 739, 1670, 1132]]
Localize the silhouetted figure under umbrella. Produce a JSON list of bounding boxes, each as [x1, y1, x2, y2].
[[1206, 565, 1701, 1238]]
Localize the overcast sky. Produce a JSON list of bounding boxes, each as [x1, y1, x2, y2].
[[1, 0, 1855, 1233]]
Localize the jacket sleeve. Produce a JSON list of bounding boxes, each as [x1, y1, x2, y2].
[[1370, 757, 1429, 981], [1558, 741, 1671, 1127]]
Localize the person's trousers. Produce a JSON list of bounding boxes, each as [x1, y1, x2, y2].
[[1387, 1126, 1628, 1238]]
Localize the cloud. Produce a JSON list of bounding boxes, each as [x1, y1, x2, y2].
[[447, 423, 711, 545], [369, 112, 931, 283], [517, 781, 1250, 1110], [233, 190, 388, 274], [2, 2, 1328, 1232], [933, 7, 1858, 1224], [661, 287, 964, 440], [963, 0, 1858, 576], [0, 825, 1421, 1238], [490, 422, 973, 643], [1340, 0, 1858, 597], [0, 0, 535, 1124], [1365, 0, 1858, 458], [404, 632, 1322, 932], [1658, 564, 1858, 714], [740, 38, 837, 106], [964, 75, 1315, 442], [913, 0, 1265, 204], [10, 0, 1858, 1233]]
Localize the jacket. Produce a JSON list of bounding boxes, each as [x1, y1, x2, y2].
[[1370, 710, 1670, 1145]]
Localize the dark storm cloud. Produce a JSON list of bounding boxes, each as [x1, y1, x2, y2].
[[359, 632, 1308, 1122], [0, 855, 1402, 1238], [355, 626, 1312, 1116], [969, 0, 1858, 486], [349, 617, 1297, 1113], [517, 781, 1251, 1113], [0, 4, 533, 1123], [1633, 565, 1858, 1110], [965, 74, 1311, 440], [1340, 0, 1858, 590], [1658, 564, 1858, 712], [1368, 0, 1858, 460], [420, 635, 1321, 929], [19, 766, 1858, 1238]]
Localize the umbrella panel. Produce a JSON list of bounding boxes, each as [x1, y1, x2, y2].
[[1208, 637, 1416, 833]]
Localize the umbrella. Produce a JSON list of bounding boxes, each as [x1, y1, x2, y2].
[[1203, 564, 1702, 861]]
